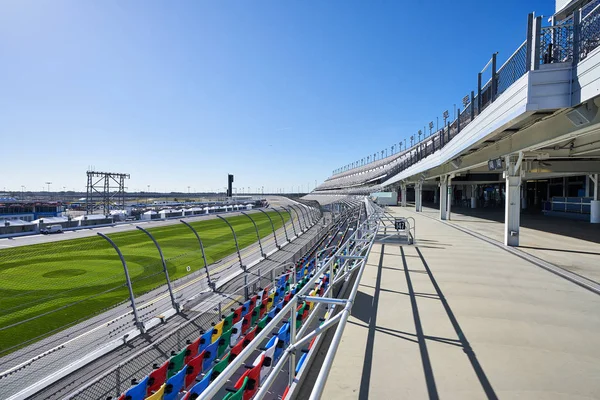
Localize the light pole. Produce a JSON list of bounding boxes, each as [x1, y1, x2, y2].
[[147, 184, 150, 206], [21, 185, 25, 200], [45, 182, 52, 200]]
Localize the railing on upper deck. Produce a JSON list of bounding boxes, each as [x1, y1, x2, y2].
[[321, 3, 600, 192]]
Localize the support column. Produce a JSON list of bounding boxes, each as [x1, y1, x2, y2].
[[505, 156, 522, 246], [591, 174, 600, 224], [440, 176, 448, 220], [521, 180, 528, 209], [471, 184, 477, 208], [415, 182, 423, 212], [447, 176, 453, 220], [401, 184, 407, 207]]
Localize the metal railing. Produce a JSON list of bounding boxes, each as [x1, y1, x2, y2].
[[580, 2, 600, 61], [539, 23, 574, 65], [497, 41, 528, 95], [56, 209, 331, 400], [320, 5, 600, 194], [197, 200, 380, 400]]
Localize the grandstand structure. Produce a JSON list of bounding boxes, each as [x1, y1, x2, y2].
[[3, 1, 600, 399], [315, 0, 600, 246]]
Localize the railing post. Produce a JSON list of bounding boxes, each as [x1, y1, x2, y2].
[[573, 9, 581, 64], [257, 208, 280, 249], [270, 207, 290, 242], [470, 90, 475, 120], [97, 232, 143, 333], [180, 220, 214, 291], [283, 206, 299, 237], [292, 204, 309, 230], [477, 72, 482, 110], [457, 108, 461, 133], [288, 296, 298, 386], [288, 205, 305, 232], [136, 226, 179, 312], [491, 52, 498, 102], [533, 16, 542, 70], [240, 211, 266, 258], [216, 215, 245, 271], [526, 12, 534, 71]]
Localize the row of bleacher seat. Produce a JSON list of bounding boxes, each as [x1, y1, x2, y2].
[[112, 213, 352, 400]]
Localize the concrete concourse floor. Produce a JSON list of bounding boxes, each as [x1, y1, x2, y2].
[[322, 208, 600, 400], [417, 204, 600, 284]]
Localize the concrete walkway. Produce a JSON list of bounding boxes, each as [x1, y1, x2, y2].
[[322, 207, 600, 399], [418, 205, 600, 284]]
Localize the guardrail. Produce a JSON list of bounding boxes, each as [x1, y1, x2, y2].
[[196, 200, 380, 399]]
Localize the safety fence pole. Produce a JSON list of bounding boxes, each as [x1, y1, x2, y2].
[[290, 204, 309, 231], [240, 211, 266, 258], [284, 206, 301, 235], [217, 215, 245, 271], [270, 207, 290, 242], [179, 219, 214, 290], [97, 232, 143, 332], [135, 226, 179, 312], [257, 208, 280, 249]]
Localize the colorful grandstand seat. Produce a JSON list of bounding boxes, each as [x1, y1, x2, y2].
[[184, 352, 205, 388], [223, 312, 234, 330], [257, 339, 277, 381], [229, 339, 244, 361], [283, 293, 291, 305], [163, 366, 186, 400], [212, 320, 224, 343], [210, 354, 230, 380], [265, 292, 275, 312], [264, 336, 279, 362], [167, 349, 186, 378], [198, 329, 214, 353], [230, 318, 243, 346], [241, 300, 252, 317], [256, 315, 269, 333], [233, 305, 243, 323], [266, 308, 276, 323], [241, 311, 252, 335], [243, 326, 257, 347], [223, 377, 248, 400], [251, 305, 260, 326], [202, 339, 219, 370], [146, 361, 169, 396], [146, 383, 165, 400], [218, 328, 232, 358], [249, 295, 258, 309], [185, 337, 201, 364], [234, 353, 264, 400], [182, 369, 212, 400], [123, 375, 148, 400]]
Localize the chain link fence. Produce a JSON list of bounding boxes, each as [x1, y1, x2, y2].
[[60, 219, 329, 400]]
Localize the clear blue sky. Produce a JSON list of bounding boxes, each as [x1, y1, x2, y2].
[[0, 0, 554, 193]]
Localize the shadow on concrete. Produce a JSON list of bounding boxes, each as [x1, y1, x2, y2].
[[422, 202, 600, 245], [356, 245, 498, 400], [414, 246, 498, 400], [357, 245, 384, 400], [518, 245, 600, 256], [351, 291, 374, 325], [399, 246, 439, 400]]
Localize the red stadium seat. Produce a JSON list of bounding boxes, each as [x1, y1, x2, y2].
[[146, 361, 169, 396], [184, 352, 204, 388]]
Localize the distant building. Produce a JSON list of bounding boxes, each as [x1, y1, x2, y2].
[[0, 201, 64, 223]]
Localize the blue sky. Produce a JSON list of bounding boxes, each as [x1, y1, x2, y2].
[[0, 0, 554, 193]]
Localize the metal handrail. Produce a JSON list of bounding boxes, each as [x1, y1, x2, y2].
[[198, 203, 379, 400]]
